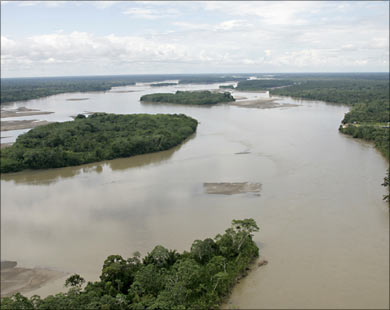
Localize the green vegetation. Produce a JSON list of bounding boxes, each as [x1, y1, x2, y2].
[[236, 79, 293, 91], [219, 85, 235, 89], [382, 169, 389, 203], [140, 90, 235, 105], [270, 78, 389, 106], [1, 219, 260, 310], [150, 83, 178, 87], [1, 74, 249, 105], [0, 113, 198, 173]]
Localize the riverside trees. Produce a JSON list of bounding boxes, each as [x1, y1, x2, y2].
[[0, 113, 198, 173], [1, 219, 260, 310]]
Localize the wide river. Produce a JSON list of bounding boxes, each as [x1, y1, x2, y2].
[[1, 82, 389, 309]]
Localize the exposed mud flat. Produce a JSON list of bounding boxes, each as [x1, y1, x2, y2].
[[230, 98, 299, 109], [1, 120, 51, 131], [1, 261, 67, 297], [203, 182, 261, 195], [1, 107, 54, 118], [66, 98, 89, 101]]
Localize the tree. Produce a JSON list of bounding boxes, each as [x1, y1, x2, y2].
[[65, 274, 85, 288], [382, 168, 390, 204]]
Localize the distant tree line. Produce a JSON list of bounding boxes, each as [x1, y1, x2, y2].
[[235, 79, 294, 91], [0, 113, 198, 173], [1, 219, 260, 310], [140, 91, 235, 105], [0, 74, 250, 105]]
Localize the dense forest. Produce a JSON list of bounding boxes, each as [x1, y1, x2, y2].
[[235, 79, 294, 91], [1, 74, 249, 105], [0, 113, 198, 173], [1, 219, 260, 310], [140, 91, 235, 105]]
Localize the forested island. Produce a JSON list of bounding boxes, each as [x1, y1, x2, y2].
[[0, 74, 248, 105], [0, 113, 198, 173], [1, 219, 260, 310], [219, 85, 235, 89], [140, 90, 235, 105]]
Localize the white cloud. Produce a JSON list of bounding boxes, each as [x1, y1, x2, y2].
[[92, 1, 120, 9], [122, 7, 179, 19]]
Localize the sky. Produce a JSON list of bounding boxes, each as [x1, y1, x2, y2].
[[1, 1, 389, 78]]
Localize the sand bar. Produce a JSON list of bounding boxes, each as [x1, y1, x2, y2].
[[1, 107, 54, 118], [66, 98, 89, 101], [204, 182, 261, 195], [1, 120, 51, 131], [230, 98, 299, 109], [1, 261, 67, 297]]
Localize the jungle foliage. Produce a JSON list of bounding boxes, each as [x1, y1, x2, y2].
[[0, 113, 198, 173], [1, 219, 260, 310], [140, 91, 235, 105], [1, 74, 248, 104], [235, 79, 294, 90]]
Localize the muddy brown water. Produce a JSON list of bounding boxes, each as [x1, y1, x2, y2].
[[1, 83, 389, 308]]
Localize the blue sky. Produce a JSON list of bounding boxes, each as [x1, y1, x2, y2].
[[1, 1, 389, 77]]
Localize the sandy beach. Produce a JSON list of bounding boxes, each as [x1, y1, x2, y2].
[[1, 261, 67, 298], [230, 98, 299, 109], [1, 107, 54, 118], [1, 120, 51, 131]]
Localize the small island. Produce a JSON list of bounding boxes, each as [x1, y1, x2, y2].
[[140, 90, 235, 105], [150, 82, 178, 87], [1, 219, 261, 310], [219, 85, 235, 89], [0, 113, 198, 173]]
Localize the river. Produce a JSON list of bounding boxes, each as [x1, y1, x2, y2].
[[1, 82, 389, 309]]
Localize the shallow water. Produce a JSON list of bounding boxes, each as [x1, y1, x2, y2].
[[1, 83, 388, 308]]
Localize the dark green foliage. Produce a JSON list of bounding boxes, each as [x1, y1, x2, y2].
[[140, 90, 235, 105], [236, 79, 293, 90], [1, 219, 260, 310], [0, 113, 198, 173], [270, 78, 389, 107], [0, 74, 248, 104], [382, 168, 390, 203]]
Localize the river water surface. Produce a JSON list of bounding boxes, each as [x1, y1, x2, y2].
[[1, 82, 389, 309]]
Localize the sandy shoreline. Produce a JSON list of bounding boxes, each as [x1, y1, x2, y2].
[[1, 120, 51, 131], [66, 98, 89, 101], [1, 107, 54, 118], [1, 262, 67, 298], [230, 98, 299, 109], [204, 182, 262, 195]]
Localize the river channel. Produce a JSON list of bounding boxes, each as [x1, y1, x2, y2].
[[1, 82, 389, 309]]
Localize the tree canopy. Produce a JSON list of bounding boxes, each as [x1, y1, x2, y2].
[[140, 90, 235, 105], [1, 219, 260, 310], [1, 113, 198, 173]]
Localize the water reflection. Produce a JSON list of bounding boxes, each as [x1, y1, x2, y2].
[[1, 134, 195, 186]]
